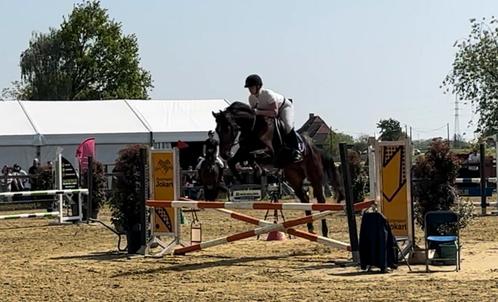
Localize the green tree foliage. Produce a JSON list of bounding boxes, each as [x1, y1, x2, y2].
[[352, 135, 370, 154], [443, 17, 498, 136], [14, 1, 152, 100], [377, 118, 404, 141], [324, 130, 354, 158]]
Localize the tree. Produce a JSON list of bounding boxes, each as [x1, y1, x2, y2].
[[325, 130, 354, 158], [377, 118, 403, 141], [352, 135, 370, 154], [12, 1, 152, 100], [443, 17, 498, 136]]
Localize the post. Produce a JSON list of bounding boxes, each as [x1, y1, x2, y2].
[[480, 143, 486, 215], [87, 156, 93, 222], [339, 143, 360, 263], [447, 123, 450, 145], [57, 153, 64, 223], [138, 148, 148, 254], [495, 135, 498, 208], [368, 145, 376, 200]]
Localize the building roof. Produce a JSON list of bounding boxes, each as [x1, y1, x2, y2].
[[298, 113, 332, 145]]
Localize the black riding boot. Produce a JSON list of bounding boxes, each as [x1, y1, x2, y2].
[[286, 129, 303, 163]]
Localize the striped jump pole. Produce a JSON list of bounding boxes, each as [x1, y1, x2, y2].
[[0, 188, 89, 198], [0, 189, 87, 223], [174, 210, 334, 255], [0, 212, 60, 220], [147, 199, 374, 212], [216, 208, 351, 251]]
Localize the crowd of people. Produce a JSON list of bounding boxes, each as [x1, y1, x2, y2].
[[0, 159, 53, 193]]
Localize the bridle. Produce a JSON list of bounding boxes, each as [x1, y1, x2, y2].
[[222, 110, 256, 157]]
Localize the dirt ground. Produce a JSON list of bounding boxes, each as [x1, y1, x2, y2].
[[1, 205, 498, 302]]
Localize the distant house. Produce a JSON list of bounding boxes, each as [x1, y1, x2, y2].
[[298, 113, 333, 149]]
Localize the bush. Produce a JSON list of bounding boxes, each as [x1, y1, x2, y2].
[[108, 145, 146, 232], [412, 138, 473, 229]]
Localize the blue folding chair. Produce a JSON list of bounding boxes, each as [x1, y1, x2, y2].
[[425, 211, 460, 272]]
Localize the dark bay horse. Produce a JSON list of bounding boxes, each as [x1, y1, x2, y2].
[[212, 102, 344, 237], [198, 153, 222, 201]]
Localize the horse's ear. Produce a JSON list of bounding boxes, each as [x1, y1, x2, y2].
[[212, 111, 219, 118]]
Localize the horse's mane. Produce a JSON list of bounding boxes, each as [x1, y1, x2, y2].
[[226, 101, 254, 115]]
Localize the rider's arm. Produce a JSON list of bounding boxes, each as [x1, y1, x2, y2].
[[215, 145, 220, 157], [202, 144, 206, 157], [255, 104, 277, 117]]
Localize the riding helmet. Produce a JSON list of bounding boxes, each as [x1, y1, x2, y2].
[[244, 74, 263, 88]]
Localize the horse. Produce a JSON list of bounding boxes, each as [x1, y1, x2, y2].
[[212, 101, 344, 237], [198, 153, 223, 201]]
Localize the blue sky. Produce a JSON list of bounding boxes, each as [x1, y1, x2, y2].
[[1, 0, 496, 139]]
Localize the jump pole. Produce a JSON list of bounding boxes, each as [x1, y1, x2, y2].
[[0, 189, 88, 221], [0, 212, 60, 220], [145, 199, 374, 255], [216, 208, 351, 251], [147, 200, 349, 211], [173, 210, 335, 255]]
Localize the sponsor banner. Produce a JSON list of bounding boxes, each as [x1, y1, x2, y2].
[[150, 151, 177, 234], [377, 140, 413, 239], [231, 189, 262, 201]]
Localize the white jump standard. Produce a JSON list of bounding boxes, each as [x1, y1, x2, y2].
[[0, 188, 88, 223]]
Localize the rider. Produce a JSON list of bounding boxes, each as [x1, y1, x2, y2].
[[244, 74, 303, 163], [196, 130, 225, 170]]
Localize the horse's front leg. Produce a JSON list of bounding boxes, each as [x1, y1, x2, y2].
[[312, 182, 328, 237], [283, 168, 314, 233], [227, 149, 246, 183]]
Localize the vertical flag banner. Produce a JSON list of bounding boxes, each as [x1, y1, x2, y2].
[[76, 138, 96, 173]]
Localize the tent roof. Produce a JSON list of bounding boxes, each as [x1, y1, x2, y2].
[[19, 100, 151, 145], [127, 99, 230, 142], [0, 99, 231, 146], [0, 101, 38, 145]]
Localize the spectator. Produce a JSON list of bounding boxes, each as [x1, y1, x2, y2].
[[1, 165, 11, 192], [11, 164, 25, 192], [13, 164, 29, 190], [467, 149, 480, 178], [28, 159, 41, 191]]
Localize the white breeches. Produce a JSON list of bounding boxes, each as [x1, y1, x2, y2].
[[196, 156, 225, 170], [279, 100, 294, 134]]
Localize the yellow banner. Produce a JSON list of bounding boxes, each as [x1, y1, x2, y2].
[[380, 144, 409, 237], [150, 151, 176, 234]]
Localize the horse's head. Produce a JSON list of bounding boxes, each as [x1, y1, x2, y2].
[[212, 109, 239, 160]]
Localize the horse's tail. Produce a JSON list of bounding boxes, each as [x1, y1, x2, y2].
[[320, 150, 345, 202]]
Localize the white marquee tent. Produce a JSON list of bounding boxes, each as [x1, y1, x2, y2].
[[0, 99, 229, 169]]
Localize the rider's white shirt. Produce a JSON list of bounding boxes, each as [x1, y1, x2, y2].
[[248, 88, 285, 114]]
